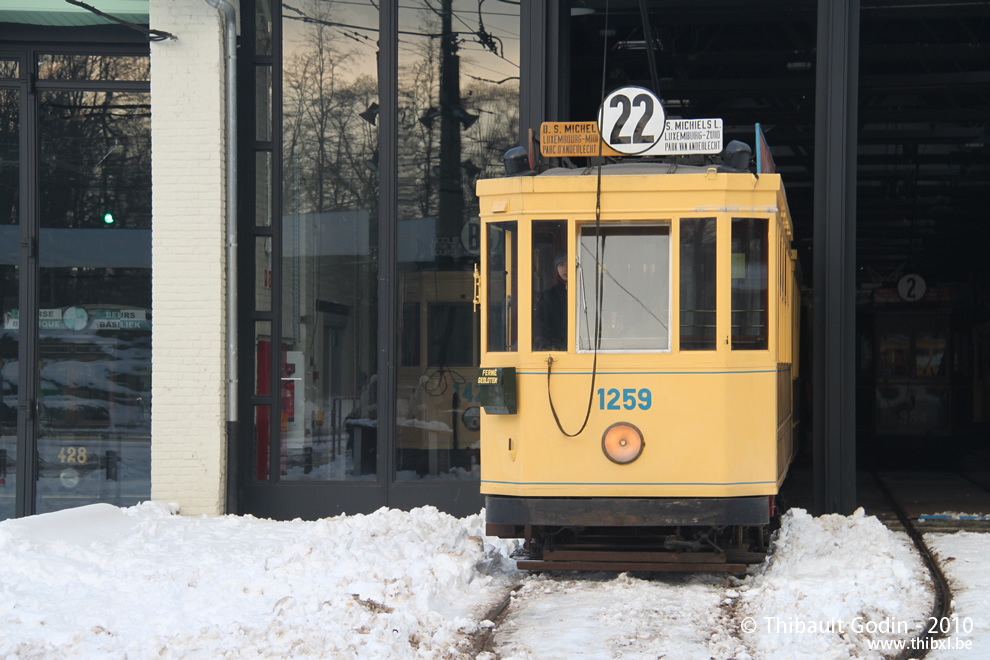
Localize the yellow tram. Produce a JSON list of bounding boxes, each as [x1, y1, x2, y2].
[[475, 153, 800, 570]]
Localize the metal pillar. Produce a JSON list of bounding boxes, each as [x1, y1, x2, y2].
[[520, 0, 548, 141], [378, 0, 399, 489], [813, 0, 860, 515]]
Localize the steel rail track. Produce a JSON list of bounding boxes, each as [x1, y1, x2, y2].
[[477, 585, 519, 658], [871, 471, 952, 659]]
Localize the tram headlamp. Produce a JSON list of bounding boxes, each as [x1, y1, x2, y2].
[[602, 422, 644, 464]]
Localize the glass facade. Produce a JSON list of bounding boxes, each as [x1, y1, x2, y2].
[[274, 0, 380, 481], [393, 0, 519, 481], [7, 1, 522, 519], [35, 87, 151, 513], [0, 86, 17, 520], [241, 0, 518, 514], [0, 48, 151, 519]]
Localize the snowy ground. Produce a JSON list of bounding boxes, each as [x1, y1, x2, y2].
[[926, 532, 990, 659], [0, 504, 987, 659]]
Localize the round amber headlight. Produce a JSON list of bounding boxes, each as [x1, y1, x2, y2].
[[602, 422, 645, 464]]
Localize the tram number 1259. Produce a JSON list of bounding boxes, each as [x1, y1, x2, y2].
[[598, 388, 652, 411]]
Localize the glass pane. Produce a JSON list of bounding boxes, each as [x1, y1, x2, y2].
[[679, 217, 717, 350], [256, 0, 273, 56], [731, 218, 768, 350], [256, 151, 272, 226], [532, 220, 567, 351], [255, 236, 272, 311], [878, 333, 910, 378], [38, 54, 150, 82], [400, 302, 420, 367], [254, 405, 271, 480], [256, 66, 272, 142], [578, 225, 670, 351], [254, 321, 272, 396], [487, 222, 517, 352], [428, 302, 474, 366], [0, 59, 18, 79], [395, 0, 519, 480], [280, 0, 379, 481], [916, 332, 946, 378], [36, 90, 152, 513], [0, 87, 17, 521]]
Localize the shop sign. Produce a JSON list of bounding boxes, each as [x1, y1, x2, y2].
[[2, 307, 150, 331]]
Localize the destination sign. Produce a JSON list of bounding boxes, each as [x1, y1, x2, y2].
[[594, 86, 724, 156], [541, 119, 724, 158], [540, 122, 622, 158], [651, 118, 724, 155]]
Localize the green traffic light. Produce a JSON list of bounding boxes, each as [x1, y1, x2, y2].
[[104, 212, 114, 224]]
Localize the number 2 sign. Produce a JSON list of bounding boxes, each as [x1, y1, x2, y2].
[[597, 86, 665, 155], [898, 274, 927, 302]]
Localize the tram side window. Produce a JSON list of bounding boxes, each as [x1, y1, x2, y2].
[[578, 225, 670, 352], [679, 218, 717, 350], [487, 221, 517, 352], [731, 218, 769, 350], [532, 220, 567, 351]]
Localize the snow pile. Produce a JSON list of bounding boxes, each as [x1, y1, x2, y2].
[[926, 532, 990, 659], [737, 508, 931, 659], [0, 503, 517, 659], [495, 572, 727, 659]]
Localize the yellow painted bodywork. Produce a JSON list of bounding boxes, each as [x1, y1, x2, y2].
[[477, 167, 798, 498]]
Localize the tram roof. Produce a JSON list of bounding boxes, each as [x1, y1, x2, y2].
[[538, 162, 716, 177], [478, 161, 793, 238]]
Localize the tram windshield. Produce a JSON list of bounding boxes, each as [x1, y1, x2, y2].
[[577, 225, 670, 352]]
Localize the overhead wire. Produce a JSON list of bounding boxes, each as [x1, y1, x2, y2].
[[546, 0, 609, 438]]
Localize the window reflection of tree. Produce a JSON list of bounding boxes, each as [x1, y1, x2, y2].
[[38, 54, 149, 83], [279, 1, 519, 222], [37, 54, 151, 309], [396, 11, 519, 223], [283, 0, 379, 216], [39, 91, 151, 230], [0, 88, 18, 225]]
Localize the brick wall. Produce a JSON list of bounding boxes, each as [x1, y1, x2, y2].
[[149, 0, 237, 515]]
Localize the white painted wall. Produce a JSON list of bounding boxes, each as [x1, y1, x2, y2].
[[149, 0, 238, 515]]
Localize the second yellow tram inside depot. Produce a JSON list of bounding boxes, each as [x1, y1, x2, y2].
[[476, 160, 800, 570]]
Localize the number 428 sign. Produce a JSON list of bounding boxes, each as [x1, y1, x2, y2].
[[598, 86, 723, 156]]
